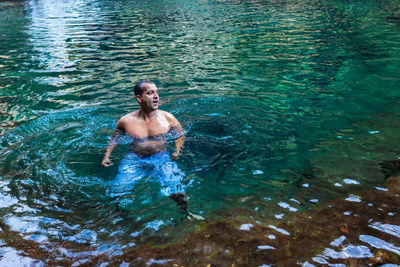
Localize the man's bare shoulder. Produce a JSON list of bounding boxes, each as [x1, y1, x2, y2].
[[157, 110, 181, 128], [120, 111, 140, 121], [158, 110, 177, 122], [117, 111, 140, 128], [157, 110, 173, 118]]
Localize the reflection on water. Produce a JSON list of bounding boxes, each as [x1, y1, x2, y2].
[[28, 0, 73, 72], [0, 0, 399, 264]]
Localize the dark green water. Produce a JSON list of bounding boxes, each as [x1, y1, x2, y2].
[[0, 0, 399, 263]]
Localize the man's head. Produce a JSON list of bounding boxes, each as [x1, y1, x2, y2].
[[134, 80, 159, 111], [134, 80, 155, 97]]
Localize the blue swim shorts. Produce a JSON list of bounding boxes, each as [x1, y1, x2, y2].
[[109, 152, 185, 199]]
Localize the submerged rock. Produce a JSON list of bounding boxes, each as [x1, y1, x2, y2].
[[108, 174, 400, 266], [0, 167, 400, 266]]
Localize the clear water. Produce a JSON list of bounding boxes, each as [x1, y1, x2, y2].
[[0, 0, 399, 263]]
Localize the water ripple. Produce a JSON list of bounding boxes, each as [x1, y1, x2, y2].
[[0, 0, 399, 262]]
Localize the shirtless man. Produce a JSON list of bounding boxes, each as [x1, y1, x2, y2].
[[101, 80, 184, 165], [101, 80, 201, 219]]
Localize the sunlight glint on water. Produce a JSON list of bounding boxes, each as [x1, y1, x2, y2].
[[0, 0, 399, 263]]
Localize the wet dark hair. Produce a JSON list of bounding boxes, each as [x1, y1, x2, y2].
[[134, 80, 154, 96]]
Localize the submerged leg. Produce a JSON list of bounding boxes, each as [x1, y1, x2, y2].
[[169, 193, 204, 220], [159, 154, 204, 220], [169, 192, 189, 213]]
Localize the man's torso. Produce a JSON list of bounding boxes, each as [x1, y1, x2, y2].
[[119, 110, 174, 156]]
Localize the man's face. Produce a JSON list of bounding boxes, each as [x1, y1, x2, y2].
[[137, 83, 159, 111]]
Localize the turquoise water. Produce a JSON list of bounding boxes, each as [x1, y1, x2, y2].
[[0, 0, 399, 262]]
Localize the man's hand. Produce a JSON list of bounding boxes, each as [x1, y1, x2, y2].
[[171, 151, 180, 161], [101, 157, 113, 167]]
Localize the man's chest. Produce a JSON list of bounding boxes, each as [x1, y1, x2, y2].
[[124, 118, 170, 138]]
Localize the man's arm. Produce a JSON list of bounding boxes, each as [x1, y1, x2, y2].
[[101, 120, 124, 167], [172, 134, 185, 161], [169, 114, 185, 161]]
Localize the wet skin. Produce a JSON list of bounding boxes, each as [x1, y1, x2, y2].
[[129, 137, 167, 156], [102, 82, 184, 166], [127, 129, 183, 156], [120, 109, 179, 157]]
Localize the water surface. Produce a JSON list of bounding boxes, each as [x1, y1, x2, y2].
[[0, 0, 399, 264]]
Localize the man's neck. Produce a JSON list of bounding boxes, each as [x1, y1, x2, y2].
[[138, 109, 157, 121]]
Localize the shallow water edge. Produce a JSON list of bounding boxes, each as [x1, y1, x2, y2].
[[0, 0, 400, 265], [1, 160, 399, 266]]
